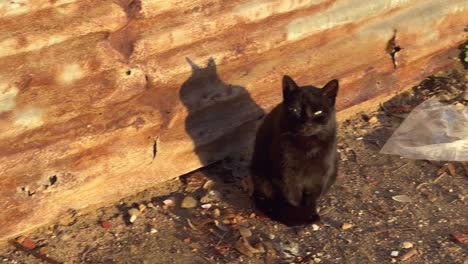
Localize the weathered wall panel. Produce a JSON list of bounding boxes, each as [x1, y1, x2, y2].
[[0, 0, 466, 241]]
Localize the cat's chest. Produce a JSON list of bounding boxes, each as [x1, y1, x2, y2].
[[280, 135, 322, 159]]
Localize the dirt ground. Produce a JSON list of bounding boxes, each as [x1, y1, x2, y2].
[[1, 68, 467, 264]]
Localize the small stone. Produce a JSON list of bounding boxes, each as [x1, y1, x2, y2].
[[17, 236, 36, 250], [183, 237, 191, 244], [181, 196, 198, 208], [59, 233, 72, 241], [312, 224, 320, 231], [280, 241, 299, 257], [138, 204, 146, 212], [213, 208, 221, 217], [163, 198, 175, 207], [200, 190, 221, 203], [390, 251, 399, 257], [203, 180, 215, 190], [39, 247, 49, 255], [368, 116, 378, 124], [250, 213, 256, 218], [150, 228, 158, 234], [313, 257, 322, 263], [201, 203, 212, 209], [100, 220, 112, 229], [401, 242, 413, 249], [341, 223, 353, 230], [128, 208, 141, 223], [455, 103, 465, 112], [268, 234, 275, 240], [147, 202, 155, 209]]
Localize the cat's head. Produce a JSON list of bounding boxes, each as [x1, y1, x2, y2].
[[282, 75, 339, 136]]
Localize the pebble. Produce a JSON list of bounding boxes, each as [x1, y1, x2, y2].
[[200, 190, 221, 203], [213, 208, 221, 217], [368, 116, 378, 124], [401, 242, 413, 249], [59, 233, 72, 241], [341, 223, 353, 230], [390, 251, 399, 257], [39, 247, 49, 255], [163, 198, 175, 207], [181, 196, 198, 208], [128, 208, 141, 223], [312, 224, 320, 231], [17, 236, 36, 250], [313, 257, 322, 263], [150, 228, 158, 234], [138, 204, 146, 212], [455, 103, 465, 112], [203, 180, 215, 190], [281, 241, 299, 257], [100, 220, 112, 229], [201, 203, 212, 209], [147, 202, 155, 209]]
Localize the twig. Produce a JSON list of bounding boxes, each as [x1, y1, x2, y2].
[[320, 207, 335, 216], [215, 231, 229, 247], [10, 241, 63, 264], [433, 172, 447, 183], [416, 182, 430, 190], [379, 103, 407, 119]]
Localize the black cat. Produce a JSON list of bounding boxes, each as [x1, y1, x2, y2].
[[250, 75, 339, 226]]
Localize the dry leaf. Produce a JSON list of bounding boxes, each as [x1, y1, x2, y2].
[[236, 226, 252, 238], [235, 237, 261, 257], [450, 231, 467, 243], [447, 163, 456, 177], [392, 195, 413, 203], [401, 248, 418, 261]]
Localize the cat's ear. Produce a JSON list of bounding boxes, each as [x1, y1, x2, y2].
[[283, 75, 299, 101], [186, 57, 201, 72], [207, 57, 216, 68], [322, 79, 339, 99]]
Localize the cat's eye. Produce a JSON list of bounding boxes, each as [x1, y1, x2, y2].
[[313, 110, 323, 116], [289, 108, 300, 114]]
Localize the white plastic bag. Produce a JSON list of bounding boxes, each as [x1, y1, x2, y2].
[[380, 97, 468, 161]]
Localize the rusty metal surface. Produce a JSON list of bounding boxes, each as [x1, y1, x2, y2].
[[0, 0, 466, 241]]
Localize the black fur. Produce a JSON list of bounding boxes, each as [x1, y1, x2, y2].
[[250, 75, 339, 226]]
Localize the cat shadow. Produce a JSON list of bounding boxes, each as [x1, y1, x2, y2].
[[179, 57, 265, 210]]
